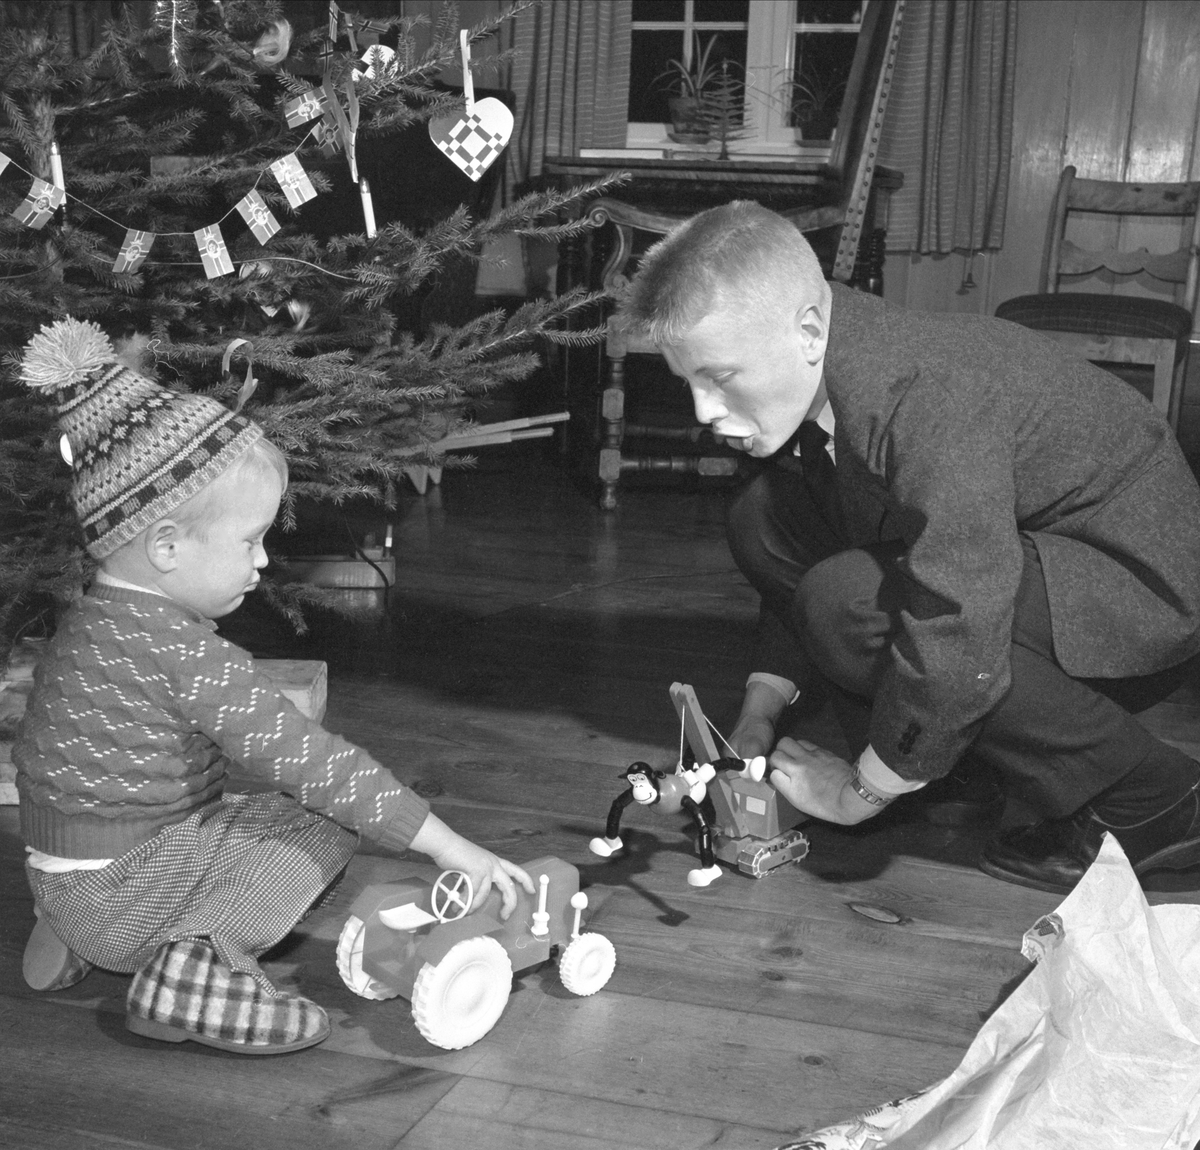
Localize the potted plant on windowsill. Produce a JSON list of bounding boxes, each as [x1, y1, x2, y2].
[[655, 33, 721, 144], [789, 59, 847, 143]]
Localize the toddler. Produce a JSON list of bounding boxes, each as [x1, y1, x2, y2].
[[13, 317, 532, 1055]]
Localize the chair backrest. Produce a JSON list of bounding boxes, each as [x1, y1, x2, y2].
[[1041, 165, 1200, 320], [585, 201, 690, 299]]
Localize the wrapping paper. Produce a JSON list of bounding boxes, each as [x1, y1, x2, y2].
[[777, 835, 1200, 1149]]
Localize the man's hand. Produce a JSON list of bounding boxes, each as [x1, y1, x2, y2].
[[768, 737, 883, 825]]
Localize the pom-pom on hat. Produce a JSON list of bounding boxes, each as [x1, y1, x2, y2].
[[20, 317, 262, 559]]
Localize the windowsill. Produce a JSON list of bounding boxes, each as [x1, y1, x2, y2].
[[624, 122, 833, 159], [590, 142, 833, 163]]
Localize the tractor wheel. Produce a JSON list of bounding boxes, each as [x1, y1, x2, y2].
[[558, 932, 616, 996], [411, 936, 513, 1049], [335, 914, 402, 1001]]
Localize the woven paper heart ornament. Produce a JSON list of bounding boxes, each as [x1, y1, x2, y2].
[[429, 31, 512, 182], [429, 99, 513, 182]]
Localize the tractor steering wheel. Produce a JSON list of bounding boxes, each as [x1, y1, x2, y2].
[[430, 869, 474, 923]]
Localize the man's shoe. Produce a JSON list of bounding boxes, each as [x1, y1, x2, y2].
[[23, 909, 92, 992], [126, 939, 329, 1055], [979, 782, 1200, 894]]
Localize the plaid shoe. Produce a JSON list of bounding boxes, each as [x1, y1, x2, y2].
[[23, 908, 92, 992], [125, 940, 329, 1054]]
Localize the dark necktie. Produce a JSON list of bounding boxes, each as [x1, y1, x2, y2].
[[775, 418, 839, 529], [795, 419, 833, 481]]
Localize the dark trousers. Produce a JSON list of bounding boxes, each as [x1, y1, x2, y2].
[[727, 466, 1196, 818]]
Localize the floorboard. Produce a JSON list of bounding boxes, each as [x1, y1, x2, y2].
[[5, 450, 1200, 1148]]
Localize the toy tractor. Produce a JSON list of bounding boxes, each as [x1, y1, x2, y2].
[[336, 855, 616, 1049]]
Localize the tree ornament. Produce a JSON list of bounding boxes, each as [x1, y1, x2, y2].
[[283, 87, 328, 128], [194, 224, 233, 278], [235, 190, 280, 245], [13, 179, 65, 230], [429, 32, 513, 182], [113, 230, 155, 274], [221, 338, 258, 412], [269, 154, 317, 209]]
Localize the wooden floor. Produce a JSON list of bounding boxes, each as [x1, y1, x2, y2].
[[4, 449, 1200, 1150]]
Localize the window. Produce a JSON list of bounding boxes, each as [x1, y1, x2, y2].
[[626, 0, 865, 156]]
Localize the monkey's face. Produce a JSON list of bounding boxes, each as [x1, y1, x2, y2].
[[628, 772, 659, 805]]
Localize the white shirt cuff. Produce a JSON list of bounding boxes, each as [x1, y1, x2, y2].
[[747, 672, 800, 706], [855, 744, 928, 796]]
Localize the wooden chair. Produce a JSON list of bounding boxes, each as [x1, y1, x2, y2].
[[995, 166, 1200, 428], [586, 0, 905, 510]]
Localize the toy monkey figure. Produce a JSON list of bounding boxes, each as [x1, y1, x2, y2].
[[589, 761, 723, 887]]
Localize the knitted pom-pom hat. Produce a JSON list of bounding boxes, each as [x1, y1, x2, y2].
[[20, 317, 262, 559]]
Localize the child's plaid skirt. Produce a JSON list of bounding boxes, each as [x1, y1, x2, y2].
[[26, 792, 357, 991]]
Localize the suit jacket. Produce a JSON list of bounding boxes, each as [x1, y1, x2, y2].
[[815, 282, 1200, 779]]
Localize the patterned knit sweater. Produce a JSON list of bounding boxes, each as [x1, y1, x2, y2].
[[13, 585, 430, 859]]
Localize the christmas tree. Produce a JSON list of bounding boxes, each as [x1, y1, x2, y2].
[[0, 0, 610, 651]]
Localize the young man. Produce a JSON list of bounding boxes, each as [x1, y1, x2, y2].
[[621, 200, 1200, 894]]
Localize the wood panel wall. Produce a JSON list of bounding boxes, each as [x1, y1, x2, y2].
[[883, 0, 1200, 321]]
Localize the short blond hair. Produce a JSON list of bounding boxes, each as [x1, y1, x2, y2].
[[172, 437, 288, 540], [620, 201, 829, 345]]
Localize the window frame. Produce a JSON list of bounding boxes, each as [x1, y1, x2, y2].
[[625, 0, 865, 158]]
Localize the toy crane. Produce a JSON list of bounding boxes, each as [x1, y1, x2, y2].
[[589, 683, 810, 885]]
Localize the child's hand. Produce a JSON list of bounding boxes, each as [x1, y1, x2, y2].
[[433, 841, 534, 920], [729, 679, 788, 760], [730, 712, 776, 760], [410, 814, 535, 920]]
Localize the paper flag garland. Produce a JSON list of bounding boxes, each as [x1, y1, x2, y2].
[[0, 22, 512, 269], [312, 118, 340, 159], [113, 229, 155, 273], [195, 224, 233, 278], [235, 190, 281, 244], [283, 87, 328, 128], [429, 31, 512, 182], [13, 178, 65, 229], [270, 154, 317, 209]]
